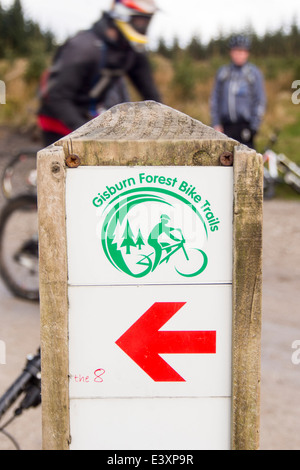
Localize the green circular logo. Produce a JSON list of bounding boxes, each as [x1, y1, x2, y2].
[[99, 187, 208, 279]]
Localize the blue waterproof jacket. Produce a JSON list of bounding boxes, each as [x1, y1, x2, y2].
[[211, 62, 266, 131]]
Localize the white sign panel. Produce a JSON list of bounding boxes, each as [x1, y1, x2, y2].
[[65, 166, 233, 450], [69, 398, 231, 451], [68, 285, 232, 397], [66, 167, 233, 285]]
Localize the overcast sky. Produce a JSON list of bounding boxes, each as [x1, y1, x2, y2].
[[1, 0, 300, 47]]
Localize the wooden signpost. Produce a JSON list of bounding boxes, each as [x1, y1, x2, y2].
[[37, 101, 263, 451]]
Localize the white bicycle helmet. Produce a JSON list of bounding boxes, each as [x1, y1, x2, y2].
[[109, 0, 157, 51]]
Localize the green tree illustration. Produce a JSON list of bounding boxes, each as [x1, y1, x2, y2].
[[121, 220, 136, 254], [135, 229, 145, 250]]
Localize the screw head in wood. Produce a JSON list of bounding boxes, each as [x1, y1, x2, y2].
[[66, 154, 81, 168], [219, 152, 234, 166]]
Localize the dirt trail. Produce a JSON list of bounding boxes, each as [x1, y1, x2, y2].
[[260, 199, 300, 450]]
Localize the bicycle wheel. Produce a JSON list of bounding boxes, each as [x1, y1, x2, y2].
[[175, 247, 208, 278], [0, 195, 39, 301]]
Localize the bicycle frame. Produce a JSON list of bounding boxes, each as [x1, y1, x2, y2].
[[1, 149, 38, 200], [160, 239, 189, 265]]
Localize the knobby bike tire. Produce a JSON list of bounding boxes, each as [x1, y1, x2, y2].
[[0, 195, 39, 301]]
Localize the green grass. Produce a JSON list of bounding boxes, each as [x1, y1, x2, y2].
[[272, 181, 300, 200]]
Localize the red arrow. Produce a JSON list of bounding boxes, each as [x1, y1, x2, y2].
[[115, 302, 216, 382]]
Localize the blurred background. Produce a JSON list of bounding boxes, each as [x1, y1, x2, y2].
[[0, 0, 300, 451], [0, 0, 300, 178]]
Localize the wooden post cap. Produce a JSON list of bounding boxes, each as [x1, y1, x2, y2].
[[53, 101, 238, 167]]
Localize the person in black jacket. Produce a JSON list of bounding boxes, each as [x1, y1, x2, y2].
[[38, 0, 161, 146]]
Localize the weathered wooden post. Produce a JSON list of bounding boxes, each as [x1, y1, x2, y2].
[[37, 101, 263, 451]]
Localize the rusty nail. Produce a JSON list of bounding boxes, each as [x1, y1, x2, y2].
[[66, 154, 81, 168], [219, 152, 234, 166]]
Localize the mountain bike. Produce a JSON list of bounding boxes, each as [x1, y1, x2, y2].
[[263, 133, 300, 199], [0, 349, 41, 450], [0, 148, 39, 301]]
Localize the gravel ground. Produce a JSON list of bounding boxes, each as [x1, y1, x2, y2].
[[0, 128, 300, 450], [260, 198, 300, 450]]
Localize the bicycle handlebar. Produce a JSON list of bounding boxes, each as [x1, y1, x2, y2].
[[0, 350, 41, 421]]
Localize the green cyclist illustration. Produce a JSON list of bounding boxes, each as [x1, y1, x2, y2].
[[148, 214, 187, 271], [145, 213, 207, 277], [100, 188, 209, 279]]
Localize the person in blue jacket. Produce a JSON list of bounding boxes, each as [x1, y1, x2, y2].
[[211, 35, 266, 149]]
